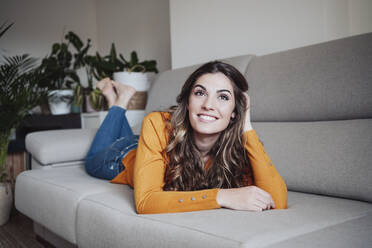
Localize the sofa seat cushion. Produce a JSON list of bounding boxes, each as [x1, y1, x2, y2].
[[264, 213, 372, 248], [76, 190, 372, 248], [15, 165, 125, 244]]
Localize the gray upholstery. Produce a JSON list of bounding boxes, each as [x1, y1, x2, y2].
[[15, 166, 124, 244], [246, 32, 372, 122], [77, 189, 371, 248], [253, 119, 372, 203], [265, 214, 372, 248], [26, 128, 97, 165], [16, 33, 372, 247]]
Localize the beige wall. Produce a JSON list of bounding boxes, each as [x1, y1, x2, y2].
[[2, 0, 370, 72], [1, 0, 171, 73], [96, 0, 171, 73], [1, 0, 99, 59], [170, 0, 372, 69]]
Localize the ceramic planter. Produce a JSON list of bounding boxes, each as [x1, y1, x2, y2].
[[48, 89, 74, 115], [113, 72, 155, 110]]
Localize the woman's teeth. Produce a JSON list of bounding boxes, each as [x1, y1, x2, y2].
[[199, 115, 216, 121]]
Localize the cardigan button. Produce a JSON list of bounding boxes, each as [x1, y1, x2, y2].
[[202, 195, 207, 199], [178, 199, 183, 203], [191, 197, 196, 201]]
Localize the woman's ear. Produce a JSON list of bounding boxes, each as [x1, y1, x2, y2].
[[231, 112, 236, 119]]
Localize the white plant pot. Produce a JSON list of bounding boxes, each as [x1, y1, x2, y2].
[[113, 72, 155, 91], [48, 89, 73, 115], [113, 72, 155, 110], [0, 183, 12, 226]]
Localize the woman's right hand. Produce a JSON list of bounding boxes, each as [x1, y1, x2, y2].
[[217, 186, 275, 211]]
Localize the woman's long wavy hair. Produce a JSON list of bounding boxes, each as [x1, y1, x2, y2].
[[163, 61, 253, 191]]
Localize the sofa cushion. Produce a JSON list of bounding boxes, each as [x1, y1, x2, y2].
[[26, 128, 97, 165], [15, 166, 124, 244], [264, 214, 372, 248], [76, 190, 372, 248], [253, 119, 372, 203], [246, 32, 372, 122]]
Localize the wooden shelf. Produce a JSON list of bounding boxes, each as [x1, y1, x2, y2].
[[8, 113, 81, 153]]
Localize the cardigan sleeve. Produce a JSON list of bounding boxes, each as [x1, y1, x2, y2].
[[133, 112, 220, 214], [243, 130, 288, 209]]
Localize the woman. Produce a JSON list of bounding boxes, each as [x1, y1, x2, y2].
[[85, 61, 287, 214]]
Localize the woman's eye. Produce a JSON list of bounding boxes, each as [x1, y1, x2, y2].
[[194, 90, 205, 96], [219, 94, 230, 101]]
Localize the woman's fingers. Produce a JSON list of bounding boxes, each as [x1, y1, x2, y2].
[[253, 200, 267, 211], [253, 187, 276, 210], [255, 195, 272, 210], [217, 186, 276, 211]]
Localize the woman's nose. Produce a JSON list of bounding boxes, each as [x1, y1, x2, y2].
[[202, 95, 215, 110]]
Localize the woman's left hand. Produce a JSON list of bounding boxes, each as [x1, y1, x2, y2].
[[243, 93, 253, 132]]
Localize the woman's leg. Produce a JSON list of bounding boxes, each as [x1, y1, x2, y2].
[[85, 79, 137, 180], [85, 106, 133, 158]]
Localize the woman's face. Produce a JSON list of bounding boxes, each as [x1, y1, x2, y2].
[[188, 72, 236, 138]]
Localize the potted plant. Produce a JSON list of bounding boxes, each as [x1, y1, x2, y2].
[[38, 31, 86, 115], [92, 44, 158, 110], [66, 33, 105, 113], [0, 54, 48, 225], [72, 84, 104, 113]]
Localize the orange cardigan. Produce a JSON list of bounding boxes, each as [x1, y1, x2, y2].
[[111, 112, 287, 214]]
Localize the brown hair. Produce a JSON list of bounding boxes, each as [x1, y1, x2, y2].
[[163, 61, 253, 191]]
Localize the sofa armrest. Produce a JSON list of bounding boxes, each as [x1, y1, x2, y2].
[[26, 128, 97, 165]]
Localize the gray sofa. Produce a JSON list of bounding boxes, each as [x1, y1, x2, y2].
[[15, 33, 372, 248]]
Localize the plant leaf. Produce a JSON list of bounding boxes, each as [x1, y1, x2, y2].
[[0, 22, 14, 39]]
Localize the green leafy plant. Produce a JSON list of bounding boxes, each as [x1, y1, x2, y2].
[[88, 89, 104, 111], [38, 37, 81, 90], [91, 44, 158, 81], [0, 22, 13, 39], [125, 51, 158, 73], [0, 55, 48, 184], [63, 32, 105, 111], [37, 31, 105, 111], [73, 85, 84, 106], [0, 22, 47, 185]]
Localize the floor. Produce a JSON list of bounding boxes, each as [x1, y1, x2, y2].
[[0, 209, 45, 248]]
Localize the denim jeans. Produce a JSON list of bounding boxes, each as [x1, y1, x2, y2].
[[85, 106, 139, 180]]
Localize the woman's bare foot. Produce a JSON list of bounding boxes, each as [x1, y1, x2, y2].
[[112, 81, 136, 109], [96, 78, 116, 108]]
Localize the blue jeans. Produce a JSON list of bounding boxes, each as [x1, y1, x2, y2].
[[85, 106, 139, 180]]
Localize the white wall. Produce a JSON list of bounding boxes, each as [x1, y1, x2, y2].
[[0, 0, 98, 59], [96, 0, 171, 73], [170, 0, 372, 69], [2, 0, 370, 72], [1, 0, 171, 73]]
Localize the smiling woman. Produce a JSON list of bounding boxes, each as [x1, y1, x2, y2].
[[84, 61, 287, 214], [188, 73, 236, 138]]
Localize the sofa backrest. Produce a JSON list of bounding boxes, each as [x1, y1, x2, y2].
[[245, 33, 372, 203], [246, 32, 372, 122], [146, 33, 372, 203]]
